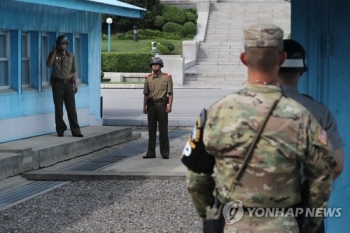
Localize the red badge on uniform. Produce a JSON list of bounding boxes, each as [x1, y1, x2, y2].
[[317, 127, 328, 146]]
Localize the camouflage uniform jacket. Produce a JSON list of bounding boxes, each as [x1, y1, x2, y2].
[[186, 84, 336, 232]]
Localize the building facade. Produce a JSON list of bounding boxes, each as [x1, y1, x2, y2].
[[0, 0, 145, 143], [291, 0, 350, 231]]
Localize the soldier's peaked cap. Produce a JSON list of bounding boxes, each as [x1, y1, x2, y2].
[[243, 24, 284, 48], [281, 39, 308, 72]]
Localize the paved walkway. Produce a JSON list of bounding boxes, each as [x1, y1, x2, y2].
[[0, 127, 191, 211]]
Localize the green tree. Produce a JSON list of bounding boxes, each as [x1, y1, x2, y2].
[[102, 0, 162, 33]]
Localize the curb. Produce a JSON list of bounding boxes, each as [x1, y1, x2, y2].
[[24, 171, 186, 181]]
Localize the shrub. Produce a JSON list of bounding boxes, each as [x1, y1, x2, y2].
[[111, 29, 183, 40], [184, 8, 197, 18], [101, 52, 153, 72], [185, 12, 196, 24], [113, 32, 133, 40], [162, 6, 186, 24], [162, 32, 183, 40], [157, 39, 175, 52], [138, 29, 162, 39], [157, 43, 170, 55], [163, 22, 183, 34], [182, 22, 197, 38], [153, 16, 165, 28]]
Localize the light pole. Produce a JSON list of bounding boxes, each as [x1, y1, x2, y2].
[[106, 17, 113, 52], [133, 26, 138, 42]]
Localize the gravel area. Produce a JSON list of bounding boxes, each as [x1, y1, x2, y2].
[[0, 180, 202, 233]]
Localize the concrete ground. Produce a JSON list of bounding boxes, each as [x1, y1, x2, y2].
[[0, 125, 192, 209], [0, 87, 233, 211]]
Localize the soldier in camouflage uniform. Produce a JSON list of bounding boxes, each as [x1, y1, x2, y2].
[[183, 24, 336, 232], [143, 57, 173, 159]]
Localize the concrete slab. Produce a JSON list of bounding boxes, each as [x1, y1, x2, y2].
[[23, 131, 191, 181], [0, 126, 140, 181]]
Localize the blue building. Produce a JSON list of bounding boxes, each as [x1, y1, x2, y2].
[[0, 0, 145, 143], [291, 0, 350, 231]]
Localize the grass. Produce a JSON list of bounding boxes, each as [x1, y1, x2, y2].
[[101, 39, 185, 55]]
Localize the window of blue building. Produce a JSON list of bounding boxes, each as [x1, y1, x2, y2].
[[75, 34, 82, 83], [41, 32, 50, 86], [0, 31, 9, 88], [21, 32, 30, 86], [2, 30, 88, 92]]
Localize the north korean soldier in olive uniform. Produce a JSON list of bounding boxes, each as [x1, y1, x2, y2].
[[181, 24, 336, 233], [47, 35, 83, 137], [143, 57, 173, 159]]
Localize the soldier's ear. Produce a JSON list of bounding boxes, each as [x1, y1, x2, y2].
[[240, 53, 248, 66], [279, 51, 287, 66]]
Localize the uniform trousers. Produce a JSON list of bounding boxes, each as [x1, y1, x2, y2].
[[52, 79, 81, 135], [223, 214, 299, 233], [146, 102, 169, 157]]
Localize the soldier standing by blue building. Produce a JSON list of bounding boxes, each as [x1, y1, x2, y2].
[[181, 24, 336, 233], [47, 35, 83, 138], [143, 57, 173, 159]]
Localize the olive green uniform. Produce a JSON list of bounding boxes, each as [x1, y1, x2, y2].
[[143, 72, 173, 157], [49, 51, 81, 136]]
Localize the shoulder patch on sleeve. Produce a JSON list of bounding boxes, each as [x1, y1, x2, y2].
[[317, 126, 328, 146], [163, 72, 172, 77], [145, 73, 152, 79]]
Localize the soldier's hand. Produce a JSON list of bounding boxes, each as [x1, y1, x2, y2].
[[143, 107, 148, 114], [166, 105, 172, 113], [74, 85, 78, 94], [52, 45, 57, 52]]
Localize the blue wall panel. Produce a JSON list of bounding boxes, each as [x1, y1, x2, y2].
[[87, 16, 102, 118], [326, 1, 350, 232], [292, 0, 350, 231]]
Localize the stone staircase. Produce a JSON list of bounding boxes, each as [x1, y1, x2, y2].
[[184, 0, 290, 88]]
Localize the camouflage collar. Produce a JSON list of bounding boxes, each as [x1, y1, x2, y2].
[[243, 83, 281, 93]]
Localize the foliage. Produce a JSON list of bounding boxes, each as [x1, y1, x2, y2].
[[153, 16, 165, 28], [162, 6, 186, 24], [101, 52, 153, 72], [157, 43, 170, 54], [138, 29, 161, 39], [182, 22, 197, 38], [101, 0, 161, 33], [184, 8, 198, 19], [157, 39, 175, 52], [162, 32, 183, 40], [101, 1, 197, 38], [185, 12, 196, 24], [163, 22, 183, 34], [109, 29, 182, 40]]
